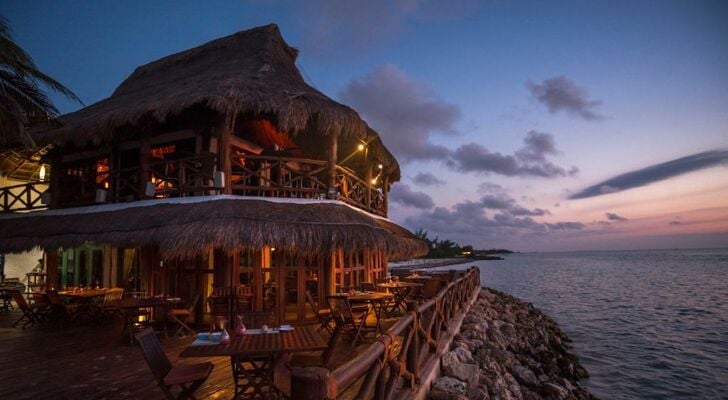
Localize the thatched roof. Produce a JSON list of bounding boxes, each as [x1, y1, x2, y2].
[[30, 24, 400, 179], [0, 196, 427, 260]]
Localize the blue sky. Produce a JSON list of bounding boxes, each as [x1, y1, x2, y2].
[[4, 1, 727, 251]]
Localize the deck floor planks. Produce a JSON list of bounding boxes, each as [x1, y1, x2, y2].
[[0, 308, 399, 399]]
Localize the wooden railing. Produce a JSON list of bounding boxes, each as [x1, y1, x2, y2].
[[336, 166, 386, 217], [3, 153, 387, 216], [292, 266, 481, 400], [110, 153, 218, 202], [230, 154, 329, 199], [230, 154, 386, 216], [0, 181, 47, 213]]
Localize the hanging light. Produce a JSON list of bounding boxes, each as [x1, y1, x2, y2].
[[371, 178, 377, 185], [357, 143, 365, 151], [377, 164, 383, 170], [39, 165, 46, 181]]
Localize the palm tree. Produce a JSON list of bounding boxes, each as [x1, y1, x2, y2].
[[0, 16, 81, 148]]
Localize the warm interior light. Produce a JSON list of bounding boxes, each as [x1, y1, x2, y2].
[[357, 144, 365, 151], [371, 178, 378, 185], [104, 181, 109, 189], [377, 164, 383, 169], [270, 247, 276, 252], [39, 165, 46, 181]]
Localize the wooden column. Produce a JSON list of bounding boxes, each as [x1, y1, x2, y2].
[[48, 152, 62, 209], [216, 114, 233, 194], [139, 135, 151, 198], [382, 176, 389, 217], [326, 133, 337, 199], [45, 249, 59, 290], [365, 166, 372, 209]]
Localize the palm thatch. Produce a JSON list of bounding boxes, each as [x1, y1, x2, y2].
[[0, 196, 427, 260], [30, 24, 399, 178]]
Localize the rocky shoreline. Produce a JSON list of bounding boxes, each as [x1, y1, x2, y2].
[[430, 288, 597, 400]]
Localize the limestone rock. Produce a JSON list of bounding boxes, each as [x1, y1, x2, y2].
[[431, 376, 469, 400]]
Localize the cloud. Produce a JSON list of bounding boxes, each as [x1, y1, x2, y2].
[[449, 131, 578, 178], [570, 149, 728, 199], [404, 196, 582, 245], [389, 183, 435, 209], [340, 65, 460, 162], [606, 212, 628, 222], [527, 76, 604, 120], [412, 172, 445, 186]]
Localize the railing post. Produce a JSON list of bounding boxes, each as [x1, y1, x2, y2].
[[290, 367, 331, 400], [406, 301, 420, 384]]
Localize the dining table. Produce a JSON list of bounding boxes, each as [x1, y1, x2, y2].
[[180, 325, 327, 398], [113, 297, 184, 341], [330, 291, 394, 334], [56, 288, 108, 321], [376, 281, 423, 314]]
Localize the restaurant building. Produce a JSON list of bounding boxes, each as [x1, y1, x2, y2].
[[0, 24, 427, 325]]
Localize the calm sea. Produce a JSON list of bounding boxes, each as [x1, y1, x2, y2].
[[441, 248, 728, 400]]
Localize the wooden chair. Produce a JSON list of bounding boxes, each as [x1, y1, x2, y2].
[[306, 290, 333, 334], [360, 282, 376, 292], [98, 287, 125, 318], [10, 290, 44, 328], [135, 328, 213, 400], [328, 296, 369, 347], [167, 293, 199, 338]]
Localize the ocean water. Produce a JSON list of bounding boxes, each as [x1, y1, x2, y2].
[[441, 248, 728, 400]]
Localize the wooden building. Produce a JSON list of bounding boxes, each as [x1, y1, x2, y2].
[[0, 24, 427, 325]]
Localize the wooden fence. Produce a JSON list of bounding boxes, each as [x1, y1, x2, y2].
[[292, 266, 481, 400]]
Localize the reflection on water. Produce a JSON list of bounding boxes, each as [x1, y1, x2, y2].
[[441, 248, 728, 400]]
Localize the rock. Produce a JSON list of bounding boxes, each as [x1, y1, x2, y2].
[[542, 382, 569, 399], [431, 289, 597, 400], [453, 346, 474, 363], [442, 351, 479, 388], [431, 376, 469, 400], [510, 365, 539, 387]]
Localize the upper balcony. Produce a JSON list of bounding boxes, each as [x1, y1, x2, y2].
[[0, 151, 388, 217]]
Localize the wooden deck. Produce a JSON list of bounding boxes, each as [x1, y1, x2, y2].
[[0, 308, 398, 399]]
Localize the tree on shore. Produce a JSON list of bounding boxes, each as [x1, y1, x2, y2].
[[0, 16, 81, 148]]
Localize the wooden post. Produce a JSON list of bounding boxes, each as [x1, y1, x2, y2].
[[382, 175, 389, 217], [406, 301, 420, 381], [139, 135, 151, 198], [290, 367, 331, 400], [217, 114, 233, 194], [365, 166, 372, 210], [45, 249, 59, 290], [48, 152, 62, 209], [326, 133, 337, 199]]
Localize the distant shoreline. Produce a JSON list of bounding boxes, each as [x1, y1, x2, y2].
[[389, 256, 504, 273]]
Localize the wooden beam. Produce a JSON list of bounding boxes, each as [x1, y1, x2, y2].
[[139, 135, 151, 197], [49, 152, 62, 209], [45, 249, 59, 290], [327, 133, 337, 199], [217, 114, 233, 194]]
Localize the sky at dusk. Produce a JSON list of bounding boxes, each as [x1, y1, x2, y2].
[[4, 1, 727, 251]]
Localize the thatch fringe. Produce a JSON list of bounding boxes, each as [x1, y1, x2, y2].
[[0, 198, 428, 260]]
